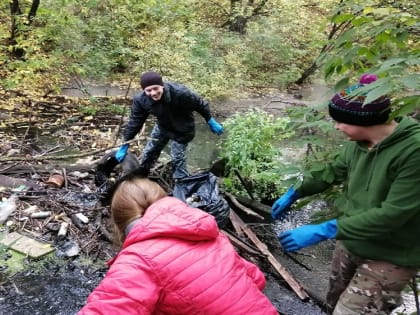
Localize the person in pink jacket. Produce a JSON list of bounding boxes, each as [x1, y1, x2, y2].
[[79, 178, 279, 315]]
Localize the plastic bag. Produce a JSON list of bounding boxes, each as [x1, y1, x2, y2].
[[95, 151, 140, 204], [172, 171, 230, 228], [0, 195, 17, 224]]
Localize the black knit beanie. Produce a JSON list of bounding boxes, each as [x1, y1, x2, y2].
[[328, 83, 391, 126], [140, 71, 164, 89]]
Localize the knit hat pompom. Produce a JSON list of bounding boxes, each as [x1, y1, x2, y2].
[[140, 71, 164, 89], [328, 78, 391, 126], [359, 73, 378, 84]]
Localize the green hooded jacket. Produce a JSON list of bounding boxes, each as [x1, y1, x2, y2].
[[296, 117, 420, 267]]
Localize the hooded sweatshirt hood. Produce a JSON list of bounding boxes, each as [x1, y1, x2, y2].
[[356, 117, 420, 190], [123, 196, 218, 247], [369, 116, 420, 150], [82, 198, 279, 315]]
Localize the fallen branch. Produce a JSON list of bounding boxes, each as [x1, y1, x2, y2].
[[236, 195, 271, 215], [0, 139, 139, 163], [234, 170, 255, 200], [263, 97, 309, 108], [221, 229, 261, 256], [225, 192, 264, 220], [0, 163, 95, 175], [228, 211, 245, 238], [230, 209, 309, 300]]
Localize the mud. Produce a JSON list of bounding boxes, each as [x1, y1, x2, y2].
[[0, 259, 106, 315]]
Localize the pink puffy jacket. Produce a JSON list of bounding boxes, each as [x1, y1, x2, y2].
[[79, 197, 278, 315]]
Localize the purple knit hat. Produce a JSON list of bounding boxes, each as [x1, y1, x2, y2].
[[328, 76, 391, 126]]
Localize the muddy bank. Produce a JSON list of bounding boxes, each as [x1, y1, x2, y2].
[[0, 259, 106, 315]]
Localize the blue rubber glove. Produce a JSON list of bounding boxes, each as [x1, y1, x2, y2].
[[271, 186, 300, 220], [207, 118, 224, 135], [115, 144, 129, 162], [278, 219, 338, 252]]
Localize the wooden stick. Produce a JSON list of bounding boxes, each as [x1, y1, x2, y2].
[[221, 230, 261, 256], [230, 209, 309, 300], [235, 195, 271, 215], [225, 192, 265, 220], [234, 169, 255, 200], [0, 138, 139, 163], [229, 211, 245, 237]]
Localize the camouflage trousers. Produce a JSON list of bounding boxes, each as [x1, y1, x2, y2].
[[326, 241, 418, 315], [140, 124, 190, 180]]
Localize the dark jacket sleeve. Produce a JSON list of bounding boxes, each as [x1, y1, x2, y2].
[[181, 88, 212, 122], [123, 94, 150, 141]]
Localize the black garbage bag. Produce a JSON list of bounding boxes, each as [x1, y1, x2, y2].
[[172, 171, 230, 228], [95, 151, 140, 204]]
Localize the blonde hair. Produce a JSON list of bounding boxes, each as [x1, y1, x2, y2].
[[111, 178, 166, 245]]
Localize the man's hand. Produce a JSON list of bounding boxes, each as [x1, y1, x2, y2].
[[278, 219, 338, 252], [271, 186, 299, 219], [115, 144, 129, 162], [207, 118, 224, 135]]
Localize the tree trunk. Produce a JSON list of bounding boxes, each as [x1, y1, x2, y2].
[[225, 0, 269, 34], [28, 0, 40, 24], [295, 61, 319, 85], [294, 0, 352, 85], [228, 15, 247, 34], [9, 0, 41, 58], [10, 0, 22, 41]]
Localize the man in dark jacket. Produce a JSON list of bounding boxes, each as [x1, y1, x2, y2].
[[115, 71, 224, 179]]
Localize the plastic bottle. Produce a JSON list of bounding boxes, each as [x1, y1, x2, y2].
[[0, 195, 17, 224]]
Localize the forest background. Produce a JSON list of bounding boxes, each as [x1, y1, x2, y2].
[[0, 0, 418, 200], [0, 0, 418, 102]]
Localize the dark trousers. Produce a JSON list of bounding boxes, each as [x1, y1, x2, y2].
[[140, 124, 189, 179]]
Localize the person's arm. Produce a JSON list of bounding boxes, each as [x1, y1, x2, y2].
[[241, 257, 266, 290], [271, 186, 300, 219], [115, 95, 149, 162], [181, 90, 224, 135], [278, 219, 337, 252], [183, 90, 212, 122], [123, 95, 149, 142], [296, 148, 348, 197], [272, 147, 348, 219], [218, 232, 266, 290], [78, 255, 160, 315]]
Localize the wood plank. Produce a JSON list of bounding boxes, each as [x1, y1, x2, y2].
[[230, 210, 309, 300], [221, 229, 261, 256], [229, 210, 245, 237], [0, 232, 55, 258]]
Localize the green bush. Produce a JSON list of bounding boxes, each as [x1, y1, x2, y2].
[[219, 109, 298, 202]]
